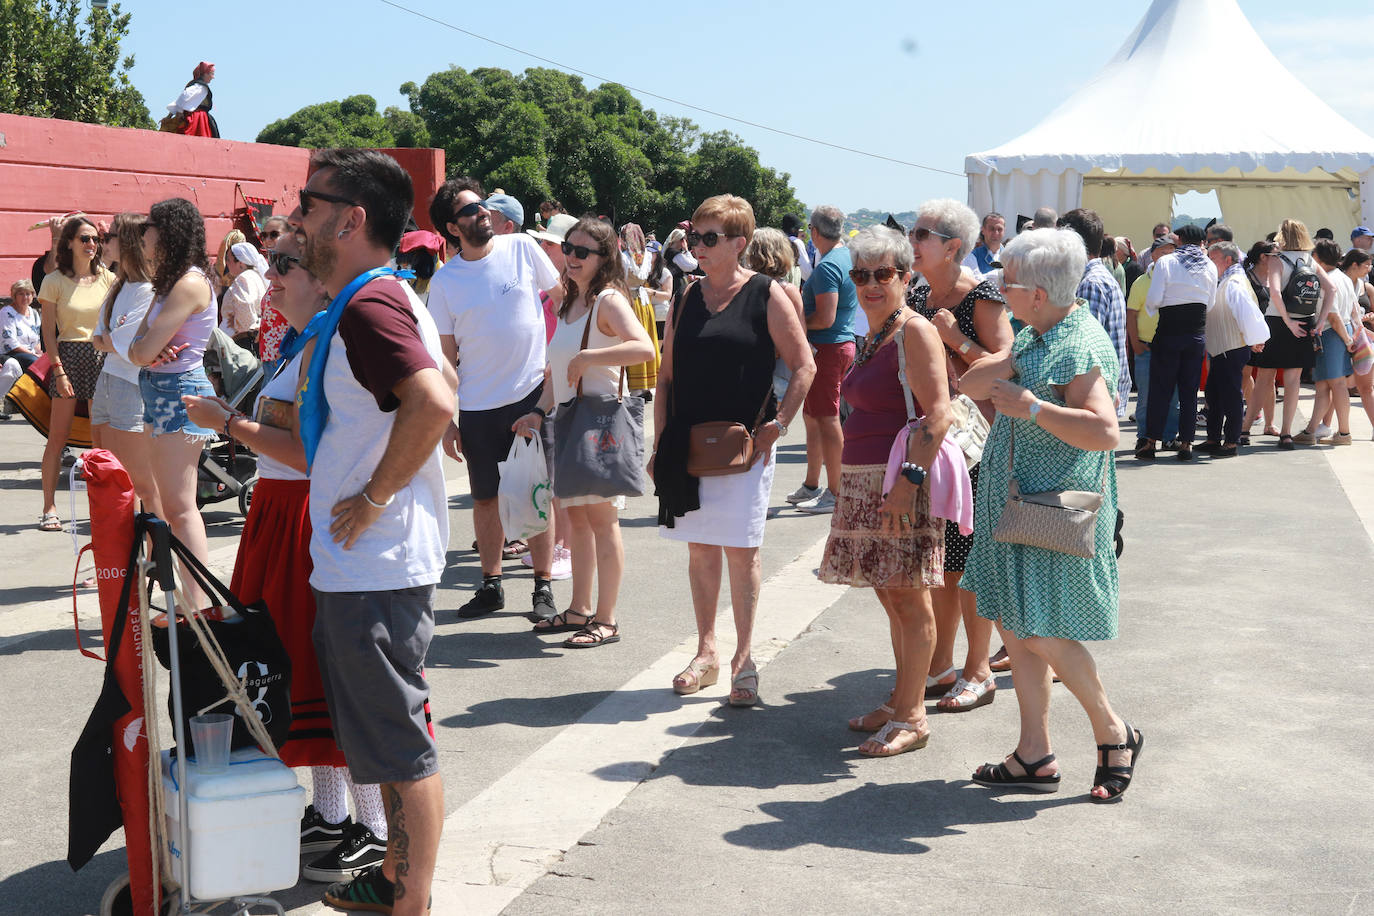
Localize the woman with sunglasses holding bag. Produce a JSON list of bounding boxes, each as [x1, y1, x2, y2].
[[959, 228, 1141, 803], [654, 194, 814, 705], [818, 226, 952, 757], [514, 218, 655, 647]]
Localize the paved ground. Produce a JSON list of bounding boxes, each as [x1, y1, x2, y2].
[[1, 387, 1372, 915]]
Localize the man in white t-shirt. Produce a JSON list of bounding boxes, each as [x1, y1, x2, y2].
[[427, 177, 561, 621]]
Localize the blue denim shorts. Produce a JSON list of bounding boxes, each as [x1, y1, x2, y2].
[[140, 367, 216, 439]]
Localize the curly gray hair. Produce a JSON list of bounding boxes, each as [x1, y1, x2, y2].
[[999, 228, 1087, 308], [916, 198, 980, 262], [849, 226, 912, 273]]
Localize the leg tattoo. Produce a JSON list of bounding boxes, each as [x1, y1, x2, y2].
[[384, 784, 410, 900]]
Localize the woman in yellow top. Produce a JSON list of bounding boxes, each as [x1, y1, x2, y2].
[[37, 216, 114, 531]]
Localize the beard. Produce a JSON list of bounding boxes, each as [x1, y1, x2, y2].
[[301, 213, 339, 281], [460, 216, 494, 249]]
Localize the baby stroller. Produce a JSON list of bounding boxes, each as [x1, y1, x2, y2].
[[198, 330, 262, 516]]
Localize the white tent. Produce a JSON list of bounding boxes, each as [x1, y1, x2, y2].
[[965, 0, 1374, 247]]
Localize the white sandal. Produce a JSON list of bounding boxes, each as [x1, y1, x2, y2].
[[847, 703, 894, 732], [937, 675, 996, 712], [858, 719, 930, 757], [926, 665, 957, 692]]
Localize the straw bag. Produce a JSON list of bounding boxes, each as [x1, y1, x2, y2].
[[947, 393, 989, 468], [992, 421, 1109, 558]]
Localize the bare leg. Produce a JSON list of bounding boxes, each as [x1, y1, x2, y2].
[[380, 774, 443, 916], [943, 588, 994, 705], [996, 626, 1056, 772], [1243, 368, 1276, 431], [1330, 381, 1351, 434], [723, 545, 762, 700], [800, 414, 822, 490], [585, 501, 623, 625], [816, 415, 844, 493], [1280, 368, 1302, 435], [928, 571, 961, 683], [527, 523, 554, 578], [1354, 371, 1374, 427], [149, 433, 210, 610], [684, 542, 722, 665], [1302, 381, 1331, 435], [563, 503, 595, 615], [472, 497, 503, 577], [41, 396, 78, 517], [859, 586, 935, 753], [101, 425, 165, 517]]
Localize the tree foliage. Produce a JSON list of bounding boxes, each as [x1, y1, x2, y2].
[[0, 0, 152, 128], [261, 66, 804, 234]]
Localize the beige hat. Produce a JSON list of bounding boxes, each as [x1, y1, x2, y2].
[[526, 212, 578, 244]]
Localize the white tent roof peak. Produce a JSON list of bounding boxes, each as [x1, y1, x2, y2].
[[966, 0, 1374, 177]]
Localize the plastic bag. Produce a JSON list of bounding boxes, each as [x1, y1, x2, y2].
[[497, 433, 552, 540]]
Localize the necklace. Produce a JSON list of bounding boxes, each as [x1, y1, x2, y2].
[[851, 307, 904, 370]]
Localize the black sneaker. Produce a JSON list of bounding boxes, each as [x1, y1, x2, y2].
[[302, 822, 387, 882], [457, 578, 504, 619], [530, 580, 556, 623], [300, 804, 352, 855], [323, 863, 429, 913]]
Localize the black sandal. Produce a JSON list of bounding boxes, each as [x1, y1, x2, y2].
[[563, 621, 621, 649], [1277, 434, 1295, 451], [532, 609, 592, 633], [971, 751, 1060, 793], [1090, 722, 1143, 803]]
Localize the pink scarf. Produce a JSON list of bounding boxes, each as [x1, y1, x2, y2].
[[883, 425, 973, 535]]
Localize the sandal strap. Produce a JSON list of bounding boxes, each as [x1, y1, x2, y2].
[[571, 621, 618, 639], [1011, 750, 1057, 774]]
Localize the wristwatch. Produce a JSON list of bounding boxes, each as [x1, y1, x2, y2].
[[899, 462, 927, 486], [1028, 399, 1043, 424], [773, 418, 788, 437]]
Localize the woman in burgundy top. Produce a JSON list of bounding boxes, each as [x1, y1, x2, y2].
[[818, 226, 953, 757]]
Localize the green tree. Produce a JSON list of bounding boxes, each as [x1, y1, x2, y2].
[[0, 0, 152, 128], [256, 94, 425, 149]]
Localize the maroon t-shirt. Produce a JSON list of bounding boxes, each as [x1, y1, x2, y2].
[[336, 278, 438, 412]]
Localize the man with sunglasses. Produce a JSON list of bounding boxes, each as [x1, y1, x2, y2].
[[289, 148, 456, 916], [788, 205, 858, 515], [426, 177, 562, 622]]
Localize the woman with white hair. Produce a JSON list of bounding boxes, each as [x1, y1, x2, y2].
[[906, 199, 1013, 712], [819, 225, 953, 755], [220, 241, 268, 349], [960, 228, 1141, 802]]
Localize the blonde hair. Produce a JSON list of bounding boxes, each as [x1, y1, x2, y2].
[[1277, 218, 1312, 252], [691, 194, 756, 241], [744, 227, 794, 280], [10, 278, 35, 296], [217, 229, 246, 281]]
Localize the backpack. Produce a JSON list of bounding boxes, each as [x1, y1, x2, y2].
[[1280, 253, 1322, 318]]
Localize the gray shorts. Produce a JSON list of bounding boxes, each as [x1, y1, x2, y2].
[[311, 585, 438, 785], [90, 372, 145, 432]]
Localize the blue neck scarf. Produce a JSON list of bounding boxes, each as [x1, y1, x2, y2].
[[294, 267, 411, 471]]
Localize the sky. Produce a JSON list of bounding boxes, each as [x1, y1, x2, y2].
[[114, 0, 1374, 218]]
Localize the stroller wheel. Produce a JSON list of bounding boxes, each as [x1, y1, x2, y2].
[[238, 475, 258, 516], [100, 872, 181, 915]]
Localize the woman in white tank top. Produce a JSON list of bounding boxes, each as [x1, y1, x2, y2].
[[514, 218, 655, 648]]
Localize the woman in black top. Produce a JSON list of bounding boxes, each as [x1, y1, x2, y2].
[[653, 194, 814, 706], [1240, 240, 1279, 442]]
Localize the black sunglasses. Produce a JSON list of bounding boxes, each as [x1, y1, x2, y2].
[[454, 200, 487, 220], [561, 240, 599, 259], [268, 252, 302, 275], [849, 266, 904, 286], [260, 229, 283, 241], [687, 230, 740, 248], [909, 226, 955, 243], [299, 187, 358, 216], [77, 233, 100, 244]]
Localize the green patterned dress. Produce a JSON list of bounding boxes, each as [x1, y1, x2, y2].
[[961, 304, 1120, 640]]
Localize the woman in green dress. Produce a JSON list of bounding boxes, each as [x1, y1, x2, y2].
[[959, 228, 1142, 803]]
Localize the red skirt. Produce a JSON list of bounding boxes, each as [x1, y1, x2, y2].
[[181, 110, 215, 138], [230, 478, 347, 767]]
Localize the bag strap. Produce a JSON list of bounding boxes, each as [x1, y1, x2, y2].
[[1003, 394, 1111, 496], [892, 321, 918, 423], [576, 289, 627, 400]]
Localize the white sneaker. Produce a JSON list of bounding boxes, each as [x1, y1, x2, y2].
[[1313, 423, 1333, 439], [520, 545, 573, 580], [797, 489, 837, 514], [785, 483, 822, 505]]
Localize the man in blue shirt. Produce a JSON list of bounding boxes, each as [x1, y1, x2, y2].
[[962, 211, 1006, 276], [787, 205, 857, 514]]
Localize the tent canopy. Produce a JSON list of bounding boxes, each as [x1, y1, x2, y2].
[[966, 0, 1374, 246]]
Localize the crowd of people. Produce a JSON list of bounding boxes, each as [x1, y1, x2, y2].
[[16, 145, 1374, 914]]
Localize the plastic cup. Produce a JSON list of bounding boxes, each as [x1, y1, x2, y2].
[[189, 713, 233, 773]]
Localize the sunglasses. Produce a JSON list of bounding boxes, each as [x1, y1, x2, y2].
[[299, 187, 358, 216], [561, 240, 600, 259], [268, 252, 302, 275], [909, 227, 955, 243], [454, 200, 487, 220], [260, 229, 282, 241], [77, 234, 100, 244], [687, 230, 742, 248], [848, 266, 904, 286]]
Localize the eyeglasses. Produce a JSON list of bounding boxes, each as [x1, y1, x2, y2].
[[299, 187, 358, 216], [77, 234, 99, 244], [268, 252, 302, 275], [561, 240, 599, 259], [454, 200, 487, 220], [999, 281, 1035, 292], [909, 227, 955, 243], [687, 230, 740, 248], [848, 266, 904, 286]]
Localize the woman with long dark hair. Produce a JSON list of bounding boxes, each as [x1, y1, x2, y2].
[[516, 218, 655, 646], [129, 198, 217, 608], [37, 216, 114, 530]]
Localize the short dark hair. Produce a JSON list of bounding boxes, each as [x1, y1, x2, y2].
[[1313, 238, 1343, 267], [309, 148, 413, 252], [1207, 223, 1234, 243], [429, 176, 486, 247], [1244, 239, 1276, 268], [1174, 223, 1206, 247], [1057, 208, 1104, 257], [780, 213, 803, 237]]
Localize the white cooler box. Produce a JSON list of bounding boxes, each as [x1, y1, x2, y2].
[[161, 748, 305, 900]]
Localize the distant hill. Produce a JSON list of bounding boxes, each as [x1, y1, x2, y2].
[[840, 209, 919, 233]]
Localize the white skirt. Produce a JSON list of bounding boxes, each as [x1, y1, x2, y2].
[[658, 445, 776, 548]]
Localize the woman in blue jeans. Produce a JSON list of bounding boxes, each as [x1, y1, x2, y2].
[[129, 198, 217, 609]]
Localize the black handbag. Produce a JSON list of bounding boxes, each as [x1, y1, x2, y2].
[[149, 536, 292, 753]]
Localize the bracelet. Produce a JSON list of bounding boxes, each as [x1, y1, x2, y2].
[[223, 413, 237, 439], [362, 487, 393, 509], [531, 406, 547, 420]]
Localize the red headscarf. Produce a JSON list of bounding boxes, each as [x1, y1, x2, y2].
[[193, 61, 214, 80]]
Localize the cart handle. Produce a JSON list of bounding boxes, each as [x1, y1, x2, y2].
[[72, 544, 104, 661]]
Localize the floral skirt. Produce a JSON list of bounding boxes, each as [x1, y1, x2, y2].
[[819, 464, 944, 589]]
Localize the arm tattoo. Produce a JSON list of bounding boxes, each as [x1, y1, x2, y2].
[[384, 785, 410, 900], [917, 427, 936, 448]]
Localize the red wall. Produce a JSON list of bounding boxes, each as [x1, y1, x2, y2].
[[0, 113, 445, 287]]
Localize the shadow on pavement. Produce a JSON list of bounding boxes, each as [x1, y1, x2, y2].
[[426, 629, 566, 672]]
